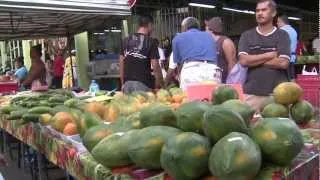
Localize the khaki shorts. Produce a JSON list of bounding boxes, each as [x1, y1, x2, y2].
[[245, 94, 272, 112]]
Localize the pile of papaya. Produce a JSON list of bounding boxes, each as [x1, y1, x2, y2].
[[0, 83, 316, 180]]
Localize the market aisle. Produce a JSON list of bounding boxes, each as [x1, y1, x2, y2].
[[0, 151, 66, 180]]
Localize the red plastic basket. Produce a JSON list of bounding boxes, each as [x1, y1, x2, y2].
[[186, 83, 244, 102], [0, 81, 18, 93], [297, 75, 320, 108]]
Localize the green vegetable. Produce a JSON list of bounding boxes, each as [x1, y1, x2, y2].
[[28, 106, 54, 115], [7, 109, 28, 120], [48, 95, 69, 103], [21, 114, 40, 125], [1, 105, 21, 114]]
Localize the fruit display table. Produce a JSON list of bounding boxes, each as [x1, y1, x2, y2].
[[0, 117, 319, 180]]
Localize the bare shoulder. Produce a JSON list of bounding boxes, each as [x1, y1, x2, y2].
[[223, 38, 236, 49]]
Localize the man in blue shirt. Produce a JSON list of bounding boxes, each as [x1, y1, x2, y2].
[[172, 17, 221, 90], [277, 14, 298, 81], [14, 56, 28, 84]]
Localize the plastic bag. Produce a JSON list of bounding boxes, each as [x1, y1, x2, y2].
[[226, 63, 247, 84]]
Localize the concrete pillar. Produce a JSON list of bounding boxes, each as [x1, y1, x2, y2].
[[74, 32, 90, 90], [0, 41, 6, 70]]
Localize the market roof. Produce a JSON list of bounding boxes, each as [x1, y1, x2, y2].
[[0, 0, 131, 40]]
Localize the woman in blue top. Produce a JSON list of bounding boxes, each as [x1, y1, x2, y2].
[[13, 56, 28, 84]]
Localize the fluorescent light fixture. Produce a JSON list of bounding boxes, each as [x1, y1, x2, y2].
[[104, 29, 110, 32], [288, 17, 301, 21], [94, 33, 105, 35], [223, 7, 255, 14], [189, 3, 215, 9], [111, 29, 121, 32]]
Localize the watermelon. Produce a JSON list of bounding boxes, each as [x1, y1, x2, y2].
[[91, 130, 139, 168], [290, 100, 314, 124], [261, 103, 289, 118], [222, 100, 255, 125], [252, 118, 304, 166], [82, 124, 114, 152], [203, 107, 248, 143], [212, 85, 239, 104], [160, 132, 211, 179], [176, 101, 211, 133], [140, 104, 177, 127], [273, 82, 303, 105], [128, 126, 182, 169], [209, 132, 261, 179]]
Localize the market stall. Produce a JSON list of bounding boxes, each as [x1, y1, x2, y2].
[[0, 82, 319, 180]]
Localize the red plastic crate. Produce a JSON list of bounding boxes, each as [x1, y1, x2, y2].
[[297, 75, 320, 108], [0, 81, 18, 93]]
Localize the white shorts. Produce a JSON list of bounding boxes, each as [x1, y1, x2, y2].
[[180, 61, 221, 90], [0, 173, 4, 180]]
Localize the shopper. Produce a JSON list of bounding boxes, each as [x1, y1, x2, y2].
[[172, 17, 220, 90], [154, 39, 167, 78], [52, 50, 65, 89], [22, 45, 47, 89], [13, 56, 28, 84], [45, 58, 54, 87], [165, 52, 180, 87], [239, 0, 290, 111], [63, 50, 78, 89], [205, 17, 237, 83], [120, 15, 164, 94], [277, 14, 298, 81], [312, 37, 320, 53]]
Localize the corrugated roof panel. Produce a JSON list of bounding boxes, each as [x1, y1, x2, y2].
[[0, 0, 130, 40]]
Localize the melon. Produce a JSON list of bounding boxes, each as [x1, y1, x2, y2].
[[156, 89, 172, 103], [203, 107, 248, 143], [140, 104, 177, 127], [212, 85, 239, 105], [273, 82, 303, 105], [84, 102, 106, 119], [209, 132, 261, 179], [290, 100, 314, 124], [52, 112, 75, 132], [77, 112, 102, 137], [261, 103, 289, 118], [82, 124, 114, 152], [128, 126, 182, 169], [91, 130, 139, 167], [160, 132, 211, 179], [251, 118, 304, 166], [176, 101, 211, 133], [221, 100, 255, 125], [112, 112, 142, 132], [63, 123, 78, 135]]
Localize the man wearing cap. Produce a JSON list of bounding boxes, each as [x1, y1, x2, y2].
[[172, 17, 221, 90], [205, 17, 237, 83]]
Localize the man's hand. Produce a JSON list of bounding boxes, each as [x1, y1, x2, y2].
[[0, 154, 8, 167], [239, 51, 278, 67], [264, 57, 289, 69], [264, 51, 278, 59]]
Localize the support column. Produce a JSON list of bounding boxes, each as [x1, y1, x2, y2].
[[22, 40, 31, 70], [74, 32, 90, 90], [0, 41, 6, 70]]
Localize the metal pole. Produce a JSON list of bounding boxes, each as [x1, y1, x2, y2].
[[37, 152, 42, 180]]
